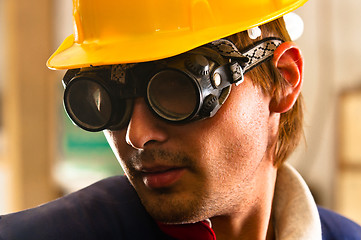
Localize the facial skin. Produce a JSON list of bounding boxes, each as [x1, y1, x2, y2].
[[102, 42, 303, 239], [103, 74, 280, 238]]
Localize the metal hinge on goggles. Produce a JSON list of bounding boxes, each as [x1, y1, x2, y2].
[[62, 37, 283, 132]]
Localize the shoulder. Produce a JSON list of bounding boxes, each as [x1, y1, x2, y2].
[[0, 176, 170, 240], [318, 206, 361, 240]]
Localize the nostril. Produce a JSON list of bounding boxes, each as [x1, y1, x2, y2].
[[144, 140, 158, 147]]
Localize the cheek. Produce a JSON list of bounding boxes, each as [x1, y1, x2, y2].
[[103, 130, 130, 167], [195, 83, 271, 174], [214, 88, 269, 146]]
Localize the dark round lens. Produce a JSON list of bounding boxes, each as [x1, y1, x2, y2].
[[147, 70, 199, 121], [65, 79, 112, 131]]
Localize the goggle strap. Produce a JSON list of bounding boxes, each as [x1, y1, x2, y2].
[[111, 64, 136, 84], [240, 37, 284, 73], [206, 37, 283, 85]]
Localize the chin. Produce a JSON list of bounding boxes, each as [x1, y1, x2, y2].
[[139, 192, 211, 224]]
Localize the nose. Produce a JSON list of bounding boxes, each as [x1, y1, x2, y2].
[[126, 98, 168, 150]]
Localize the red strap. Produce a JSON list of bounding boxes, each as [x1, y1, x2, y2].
[[157, 221, 216, 240]]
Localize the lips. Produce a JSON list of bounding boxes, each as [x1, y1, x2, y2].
[[140, 167, 186, 189]]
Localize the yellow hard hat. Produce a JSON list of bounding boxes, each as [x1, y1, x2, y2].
[[47, 0, 308, 70]]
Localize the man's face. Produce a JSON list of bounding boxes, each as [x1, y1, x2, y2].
[[104, 76, 278, 224]]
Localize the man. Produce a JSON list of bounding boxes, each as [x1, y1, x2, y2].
[[1, 0, 361, 239]]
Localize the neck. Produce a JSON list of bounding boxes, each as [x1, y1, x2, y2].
[[211, 212, 275, 240], [210, 162, 277, 240]]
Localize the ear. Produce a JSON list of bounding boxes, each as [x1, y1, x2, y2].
[[270, 42, 304, 113]]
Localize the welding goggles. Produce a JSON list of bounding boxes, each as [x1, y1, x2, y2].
[[62, 38, 283, 132]]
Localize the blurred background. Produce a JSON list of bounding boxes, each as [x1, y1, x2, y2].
[[0, 0, 361, 225]]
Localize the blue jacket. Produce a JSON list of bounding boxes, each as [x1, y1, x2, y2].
[[318, 206, 361, 240], [0, 176, 360, 240]]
